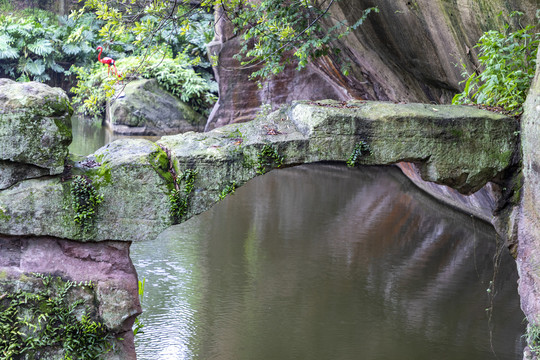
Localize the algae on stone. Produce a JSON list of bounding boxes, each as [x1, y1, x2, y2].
[[0, 78, 72, 188], [0, 100, 518, 242]]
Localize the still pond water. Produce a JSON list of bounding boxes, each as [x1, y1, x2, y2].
[[70, 117, 525, 360]]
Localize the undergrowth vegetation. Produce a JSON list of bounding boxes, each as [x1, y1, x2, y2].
[[0, 274, 112, 359], [453, 11, 539, 115], [169, 169, 198, 224], [71, 52, 217, 119], [525, 320, 540, 357], [346, 141, 372, 167], [0, 11, 106, 82], [0, 5, 217, 118], [71, 9, 216, 118], [69, 175, 104, 236], [256, 144, 284, 175]]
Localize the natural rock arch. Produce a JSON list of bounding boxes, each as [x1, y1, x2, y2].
[[0, 86, 521, 359]]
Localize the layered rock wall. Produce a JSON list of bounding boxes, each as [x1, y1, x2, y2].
[[518, 49, 540, 359], [0, 236, 140, 360], [0, 82, 139, 360], [206, 0, 536, 129]]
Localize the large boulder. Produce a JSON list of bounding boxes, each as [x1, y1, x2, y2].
[[107, 78, 206, 136], [0, 78, 72, 189]]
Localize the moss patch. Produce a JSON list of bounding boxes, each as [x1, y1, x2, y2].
[[148, 144, 175, 190]]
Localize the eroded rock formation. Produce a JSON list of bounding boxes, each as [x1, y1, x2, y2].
[[0, 236, 140, 360], [0, 79, 525, 358], [0, 100, 518, 242], [518, 49, 540, 359], [206, 0, 537, 129]]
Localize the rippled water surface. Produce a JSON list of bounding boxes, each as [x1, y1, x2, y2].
[[130, 164, 524, 360]]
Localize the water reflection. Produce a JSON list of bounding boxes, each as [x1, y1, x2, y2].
[[131, 164, 524, 360], [68, 116, 160, 157]]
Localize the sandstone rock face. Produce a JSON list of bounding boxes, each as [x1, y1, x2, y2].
[[206, 34, 351, 130], [0, 78, 72, 189], [107, 79, 206, 136], [0, 235, 140, 360], [0, 101, 517, 242], [518, 49, 540, 359], [206, 0, 536, 129], [396, 162, 497, 223]]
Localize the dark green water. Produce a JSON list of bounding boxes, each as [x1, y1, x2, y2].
[[68, 116, 159, 158], [130, 165, 524, 360], [68, 116, 524, 360]]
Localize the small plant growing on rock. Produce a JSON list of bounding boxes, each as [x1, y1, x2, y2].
[[70, 175, 104, 235], [169, 169, 197, 223], [347, 141, 372, 167], [219, 182, 237, 200], [256, 144, 284, 175], [133, 278, 145, 337], [0, 274, 112, 359], [525, 320, 540, 357]]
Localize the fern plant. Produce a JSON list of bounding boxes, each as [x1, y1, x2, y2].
[[0, 11, 122, 83]]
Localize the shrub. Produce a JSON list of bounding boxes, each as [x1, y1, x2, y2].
[[0, 11, 103, 82], [452, 12, 539, 115], [71, 51, 217, 119]]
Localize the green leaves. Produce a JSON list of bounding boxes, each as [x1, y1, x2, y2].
[[71, 51, 217, 119], [346, 141, 372, 167], [28, 39, 54, 56], [79, 0, 377, 84], [23, 58, 46, 75], [452, 14, 539, 115], [169, 169, 198, 223], [228, 0, 378, 83], [0, 34, 19, 59], [219, 182, 237, 200], [0, 11, 107, 82], [0, 274, 111, 359], [70, 175, 104, 236], [256, 144, 284, 175]]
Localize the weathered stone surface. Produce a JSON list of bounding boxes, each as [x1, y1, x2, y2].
[[0, 160, 50, 190], [396, 162, 497, 223], [107, 79, 205, 135], [0, 101, 517, 242], [0, 78, 72, 187], [206, 0, 536, 129], [206, 31, 351, 130], [288, 101, 518, 193], [518, 49, 540, 359], [0, 235, 140, 360]]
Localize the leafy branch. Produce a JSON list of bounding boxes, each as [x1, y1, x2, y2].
[[452, 12, 539, 115]]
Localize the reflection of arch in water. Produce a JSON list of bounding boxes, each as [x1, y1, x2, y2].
[[132, 164, 524, 360]]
